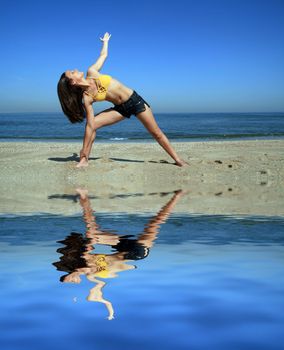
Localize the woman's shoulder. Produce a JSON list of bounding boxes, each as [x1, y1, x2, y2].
[[86, 68, 101, 80]]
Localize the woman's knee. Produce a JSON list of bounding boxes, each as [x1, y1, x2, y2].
[[92, 110, 123, 130], [92, 122, 99, 131], [92, 119, 104, 131]]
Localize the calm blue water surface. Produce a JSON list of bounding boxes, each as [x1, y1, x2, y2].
[[0, 112, 284, 141], [1, 196, 284, 350]]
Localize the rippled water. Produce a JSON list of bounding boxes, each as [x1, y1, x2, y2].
[[1, 191, 284, 350]]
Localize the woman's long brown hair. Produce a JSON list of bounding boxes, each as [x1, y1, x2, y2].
[[57, 73, 86, 123]]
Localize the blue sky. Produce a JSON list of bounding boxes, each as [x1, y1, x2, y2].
[[0, 0, 284, 113]]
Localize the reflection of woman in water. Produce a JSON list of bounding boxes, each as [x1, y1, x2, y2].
[[57, 32, 187, 168], [53, 189, 186, 320]]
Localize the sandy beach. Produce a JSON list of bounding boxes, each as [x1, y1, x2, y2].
[[0, 140, 283, 216]]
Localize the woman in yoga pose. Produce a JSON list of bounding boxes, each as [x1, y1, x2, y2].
[[53, 188, 187, 320], [57, 32, 187, 168]]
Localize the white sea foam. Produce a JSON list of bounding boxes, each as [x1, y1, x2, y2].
[[110, 137, 127, 141]]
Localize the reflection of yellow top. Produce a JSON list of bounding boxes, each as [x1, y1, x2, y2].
[[85, 75, 112, 101], [94, 254, 110, 278]]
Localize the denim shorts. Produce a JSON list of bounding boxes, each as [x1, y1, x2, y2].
[[112, 90, 150, 118]]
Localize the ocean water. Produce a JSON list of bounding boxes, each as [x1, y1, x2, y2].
[[0, 112, 284, 142], [1, 192, 284, 350], [1, 112, 284, 349]]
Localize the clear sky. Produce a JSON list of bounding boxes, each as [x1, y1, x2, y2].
[[0, 0, 284, 113]]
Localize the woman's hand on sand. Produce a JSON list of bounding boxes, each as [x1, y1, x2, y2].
[[76, 157, 89, 168], [100, 32, 111, 42], [76, 150, 89, 168]]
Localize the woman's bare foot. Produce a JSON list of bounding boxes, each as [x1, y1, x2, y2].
[[174, 159, 189, 167], [76, 157, 89, 168]]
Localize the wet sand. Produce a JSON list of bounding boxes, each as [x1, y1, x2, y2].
[[0, 140, 283, 216]]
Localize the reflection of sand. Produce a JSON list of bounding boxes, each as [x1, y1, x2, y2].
[[0, 140, 283, 216]]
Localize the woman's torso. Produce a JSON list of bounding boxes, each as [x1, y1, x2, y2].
[[84, 73, 133, 105], [84, 252, 134, 279]]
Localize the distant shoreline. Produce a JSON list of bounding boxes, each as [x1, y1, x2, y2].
[[0, 135, 284, 143], [1, 111, 284, 115]]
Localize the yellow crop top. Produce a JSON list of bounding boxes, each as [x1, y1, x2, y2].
[[93, 254, 110, 278], [85, 74, 112, 101]]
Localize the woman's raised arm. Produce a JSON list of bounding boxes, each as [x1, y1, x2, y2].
[[88, 32, 111, 73]]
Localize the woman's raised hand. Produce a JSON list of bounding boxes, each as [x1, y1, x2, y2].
[[100, 32, 111, 42]]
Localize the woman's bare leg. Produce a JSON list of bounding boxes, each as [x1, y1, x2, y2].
[[136, 105, 188, 167], [77, 109, 125, 168]]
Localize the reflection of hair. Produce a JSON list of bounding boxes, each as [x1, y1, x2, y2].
[[53, 233, 150, 282], [57, 73, 86, 123], [53, 232, 88, 281]]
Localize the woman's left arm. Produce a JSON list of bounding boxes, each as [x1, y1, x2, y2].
[[88, 32, 111, 73]]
